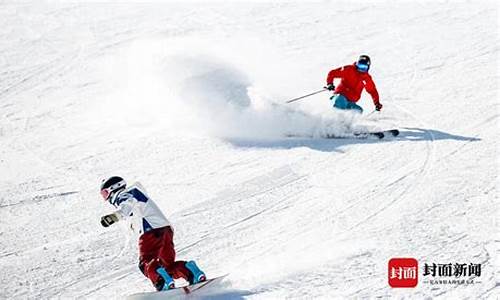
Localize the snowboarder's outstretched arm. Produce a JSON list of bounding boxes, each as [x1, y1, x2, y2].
[[364, 74, 382, 111], [100, 193, 136, 227]]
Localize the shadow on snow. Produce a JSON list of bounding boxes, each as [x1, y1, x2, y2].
[[192, 289, 254, 299], [226, 127, 481, 153]]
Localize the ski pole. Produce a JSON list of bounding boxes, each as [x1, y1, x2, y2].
[[285, 88, 327, 104]]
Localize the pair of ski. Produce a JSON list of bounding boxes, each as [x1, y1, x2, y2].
[[326, 129, 400, 140], [287, 129, 400, 140]]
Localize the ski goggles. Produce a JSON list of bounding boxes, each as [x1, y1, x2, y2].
[[100, 180, 126, 201], [356, 63, 369, 72], [100, 188, 112, 201]]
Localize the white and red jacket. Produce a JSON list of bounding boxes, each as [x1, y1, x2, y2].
[[110, 182, 171, 236]]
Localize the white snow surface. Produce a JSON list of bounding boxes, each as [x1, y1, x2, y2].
[[0, 1, 498, 299]]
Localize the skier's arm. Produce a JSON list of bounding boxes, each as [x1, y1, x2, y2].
[[326, 66, 345, 85], [364, 75, 382, 109]]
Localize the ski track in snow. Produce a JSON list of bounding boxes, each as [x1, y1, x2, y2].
[[0, 2, 498, 299]]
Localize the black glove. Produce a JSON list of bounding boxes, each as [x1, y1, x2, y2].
[[375, 103, 383, 111], [325, 83, 335, 91], [101, 213, 119, 227]]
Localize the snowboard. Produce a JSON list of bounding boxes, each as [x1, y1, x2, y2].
[[125, 275, 228, 300]]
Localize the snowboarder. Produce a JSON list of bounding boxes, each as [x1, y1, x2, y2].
[[99, 176, 206, 291], [325, 55, 382, 113]]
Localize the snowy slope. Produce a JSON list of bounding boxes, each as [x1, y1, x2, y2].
[[0, 2, 498, 299]]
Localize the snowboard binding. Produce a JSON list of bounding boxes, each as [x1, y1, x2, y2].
[[155, 267, 175, 291], [185, 261, 206, 284]]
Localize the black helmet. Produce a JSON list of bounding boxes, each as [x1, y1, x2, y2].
[[356, 55, 371, 72], [100, 176, 126, 201]]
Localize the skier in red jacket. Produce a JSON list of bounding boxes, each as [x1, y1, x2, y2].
[[325, 55, 382, 113]]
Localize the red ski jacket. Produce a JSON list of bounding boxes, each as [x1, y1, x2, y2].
[[326, 64, 380, 105]]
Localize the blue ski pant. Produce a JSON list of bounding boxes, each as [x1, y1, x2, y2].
[[330, 94, 363, 113]]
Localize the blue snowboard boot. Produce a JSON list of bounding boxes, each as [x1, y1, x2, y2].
[[185, 260, 206, 284], [156, 267, 175, 291]]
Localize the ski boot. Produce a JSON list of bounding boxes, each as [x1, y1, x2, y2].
[[185, 260, 206, 284], [155, 267, 175, 291]]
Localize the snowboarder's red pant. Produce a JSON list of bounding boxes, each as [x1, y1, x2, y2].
[[138, 226, 191, 285]]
